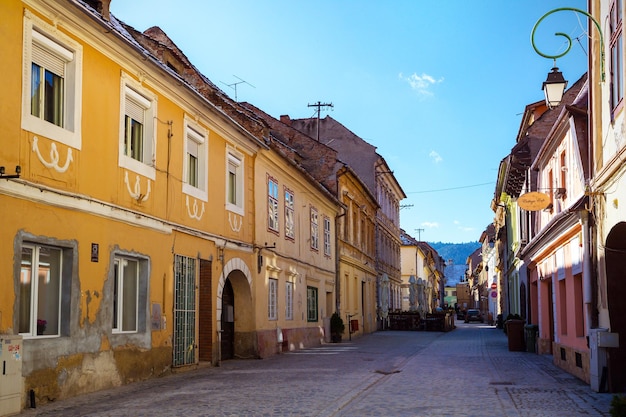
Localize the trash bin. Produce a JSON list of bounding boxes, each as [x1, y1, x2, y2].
[[506, 319, 525, 351], [525, 324, 539, 353]]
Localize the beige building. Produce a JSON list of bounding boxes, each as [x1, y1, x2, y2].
[[400, 231, 444, 315], [287, 116, 406, 329]]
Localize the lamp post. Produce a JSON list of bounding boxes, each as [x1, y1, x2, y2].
[[531, 7, 605, 108]]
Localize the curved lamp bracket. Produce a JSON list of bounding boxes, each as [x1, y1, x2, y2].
[[531, 7, 605, 82]]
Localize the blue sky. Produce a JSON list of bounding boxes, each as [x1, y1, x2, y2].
[[110, 0, 588, 243]]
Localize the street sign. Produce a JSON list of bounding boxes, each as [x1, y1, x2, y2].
[[491, 283, 497, 290], [491, 291, 498, 298]]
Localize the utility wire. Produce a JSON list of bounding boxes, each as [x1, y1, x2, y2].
[[406, 182, 494, 194]]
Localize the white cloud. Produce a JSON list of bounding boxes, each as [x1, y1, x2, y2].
[[429, 150, 442, 163], [421, 222, 439, 228], [399, 72, 444, 97], [459, 226, 475, 232]]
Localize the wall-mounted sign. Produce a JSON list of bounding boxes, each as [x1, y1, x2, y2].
[[91, 243, 99, 262], [517, 192, 551, 211]]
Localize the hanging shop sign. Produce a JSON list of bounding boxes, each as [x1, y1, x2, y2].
[[517, 192, 551, 211]]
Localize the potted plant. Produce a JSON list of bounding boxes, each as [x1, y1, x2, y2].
[[330, 312, 345, 343], [37, 319, 47, 335]]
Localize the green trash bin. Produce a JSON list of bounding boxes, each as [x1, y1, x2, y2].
[[525, 324, 539, 353], [506, 319, 525, 351]]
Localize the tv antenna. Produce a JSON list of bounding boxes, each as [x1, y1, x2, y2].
[[307, 101, 333, 141], [221, 75, 255, 102], [415, 228, 425, 241]]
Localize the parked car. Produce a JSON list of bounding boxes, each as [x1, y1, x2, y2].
[[456, 310, 465, 320], [464, 309, 483, 323]]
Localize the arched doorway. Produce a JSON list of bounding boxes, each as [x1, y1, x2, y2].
[[605, 222, 626, 392], [218, 258, 255, 361]]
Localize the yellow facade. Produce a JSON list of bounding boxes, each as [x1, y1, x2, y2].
[[0, 0, 275, 407], [253, 146, 339, 356], [336, 166, 378, 336]]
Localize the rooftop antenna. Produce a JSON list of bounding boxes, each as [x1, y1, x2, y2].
[[220, 75, 255, 102], [415, 228, 425, 241], [307, 101, 333, 141]]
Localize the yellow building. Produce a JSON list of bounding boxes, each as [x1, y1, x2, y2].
[[0, 0, 273, 407], [245, 104, 379, 344], [238, 104, 340, 356], [336, 165, 378, 336]]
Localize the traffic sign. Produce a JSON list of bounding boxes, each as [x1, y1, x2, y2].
[[491, 283, 497, 290], [491, 291, 498, 298]]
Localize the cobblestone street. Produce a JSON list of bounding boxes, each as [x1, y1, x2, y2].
[[18, 323, 614, 416]]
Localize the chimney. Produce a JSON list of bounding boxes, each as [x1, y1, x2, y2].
[[86, 0, 111, 21], [100, 0, 111, 21], [280, 115, 291, 126]]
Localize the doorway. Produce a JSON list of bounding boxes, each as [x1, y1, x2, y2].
[[220, 279, 234, 360]]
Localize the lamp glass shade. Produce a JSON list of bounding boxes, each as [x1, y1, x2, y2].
[[542, 67, 567, 108]]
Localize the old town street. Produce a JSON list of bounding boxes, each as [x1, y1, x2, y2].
[[18, 323, 614, 417]]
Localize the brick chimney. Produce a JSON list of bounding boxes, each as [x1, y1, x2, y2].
[[100, 0, 111, 21], [280, 115, 291, 126], [85, 0, 111, 21]]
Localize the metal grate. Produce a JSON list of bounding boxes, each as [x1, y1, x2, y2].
[[173, 255, 196, 367]]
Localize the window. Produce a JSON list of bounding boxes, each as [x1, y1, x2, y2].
[[22, 12, 82, 149], [226, 149, 244, 214], [285, 282, 293, 320], [268, 278, 278, 320], [113, 256, 139, 333], [285, 189, 295, 240], [323, 216, 331, 256], [310, 207, 319, 251], [183, 119, 208, 200], [610, 0, 624, 112], [307, 286, 318, 322], [268, 177, 279, 232], [19, 244, 63, 337], [119, 74, 157, 179]]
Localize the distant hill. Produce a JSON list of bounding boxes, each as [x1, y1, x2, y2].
[[428, 241, 480, 285], [428, 241, 480, 265]]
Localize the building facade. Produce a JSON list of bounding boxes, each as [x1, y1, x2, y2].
[[286, 116, 406, 329]]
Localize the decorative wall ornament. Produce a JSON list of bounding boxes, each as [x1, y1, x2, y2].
[[185, 195, 205, 220], [228, 212, 242, 232], [124, 171, 151, 202], [32, 136, 73, 173]]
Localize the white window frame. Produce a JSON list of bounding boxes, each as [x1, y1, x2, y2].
[[119, 73, 157, 180], [226, 148, 244, 215], [285, 281, 293, 320], [112, 256, 139, 334], [21, 11, 83, 149], [310, 207, 319, 251], [323, 215, 332, 256], [182, 117, 208, 201], [268, 177, 279, 232], [285, 188, 295, 240], [268, 278, 278, 320], [19, 243, 63, 338]]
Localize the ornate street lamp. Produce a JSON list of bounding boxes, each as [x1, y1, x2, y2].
[[531, 7, 605, 108], [542, 66, 568, 109]]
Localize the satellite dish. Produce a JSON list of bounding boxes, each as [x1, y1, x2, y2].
[[518, 192, 551, 211]]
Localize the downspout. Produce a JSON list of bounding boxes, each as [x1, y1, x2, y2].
[[581, 210, 593, 328]]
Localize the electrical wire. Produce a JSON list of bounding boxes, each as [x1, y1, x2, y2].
[[405, 182, 494, 194]]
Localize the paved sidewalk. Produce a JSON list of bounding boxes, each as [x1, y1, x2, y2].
[[18, 324, 615, 416]]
